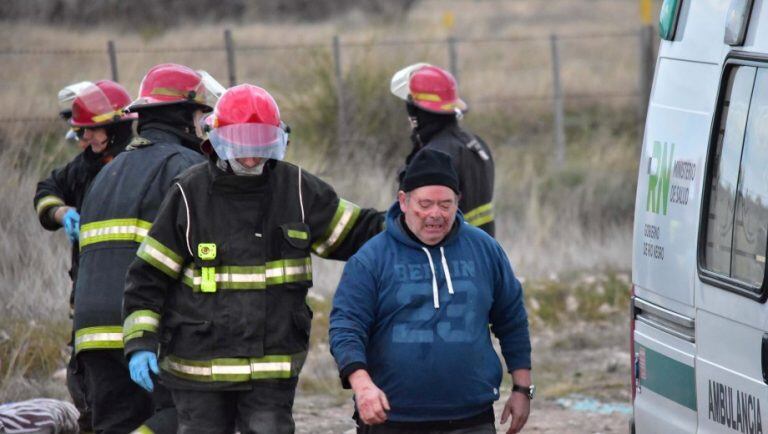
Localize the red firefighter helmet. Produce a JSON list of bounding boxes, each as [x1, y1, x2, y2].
[[390, 63, 467, 114], [204, 84, 287, 161], [69, 80, 137, 128], [127, 63, 214, 112]]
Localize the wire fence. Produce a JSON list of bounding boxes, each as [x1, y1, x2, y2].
[[0, 27, 657, 157]]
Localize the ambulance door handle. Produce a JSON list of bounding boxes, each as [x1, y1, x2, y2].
[[762, 334, 768, 384]]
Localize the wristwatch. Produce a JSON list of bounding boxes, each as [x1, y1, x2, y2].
[[512, 384, 536, 400]]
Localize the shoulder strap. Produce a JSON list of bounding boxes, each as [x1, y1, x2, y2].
[[125, 136, 153, 151], [452, 127, 490, 161], [464, 136, 490, 161], [298, 166, 305, 223]]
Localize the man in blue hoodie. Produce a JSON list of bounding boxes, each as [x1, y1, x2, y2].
[[330, 149, 532, 434]]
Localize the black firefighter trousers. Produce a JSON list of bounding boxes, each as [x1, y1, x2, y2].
[[78, 350, 177, 434], [171, 378, 298, 434], [67, 333, 92, 432]]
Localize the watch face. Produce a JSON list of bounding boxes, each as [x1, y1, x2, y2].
[[513, 384, 536, 399]]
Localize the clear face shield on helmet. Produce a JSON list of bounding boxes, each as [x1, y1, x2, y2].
[[192, 71, 225, 139], [196, 70, 226, 101], [390, 62, 431, 100], [58, 81, 94, 114], [205, 117, 289, 162]]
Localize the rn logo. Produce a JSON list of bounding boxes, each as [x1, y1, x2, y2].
[[647, 141, 675, 215], [708, 379, 763, 434]]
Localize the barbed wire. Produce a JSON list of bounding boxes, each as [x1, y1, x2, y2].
[[114, 46, 224, 54], [475, 92, 640, 104], [236, 42, 327, 52], [0, 48, 104, 56], [0, 29, 644, 56], [0, 117, 60, 123]]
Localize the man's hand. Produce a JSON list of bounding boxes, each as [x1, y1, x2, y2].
[[348, 369, 390, 425], [501, 388, 531, 434]]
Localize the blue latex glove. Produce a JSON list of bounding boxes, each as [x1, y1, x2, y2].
[[129, 351, 159, 392], [62, 208, 80, 244]]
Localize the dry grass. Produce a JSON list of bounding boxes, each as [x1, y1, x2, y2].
[[0, 139, 73, 320], [0, 138, 74, 401]]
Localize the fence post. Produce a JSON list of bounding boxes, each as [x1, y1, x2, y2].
[[224, 29, 237, 87], [332, 35, 347, 149], [447, 36, 459, 82], [549, 34, 565, 169], [638, 25, 654, 125], [107, 40, 119, 83]]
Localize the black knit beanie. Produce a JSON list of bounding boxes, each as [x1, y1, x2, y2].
[[400, 149, 459, 194]]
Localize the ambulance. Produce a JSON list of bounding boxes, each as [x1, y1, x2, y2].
[[631, 0, 768, 432]]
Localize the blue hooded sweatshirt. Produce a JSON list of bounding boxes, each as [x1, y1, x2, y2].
[[329, 202, 531, 422]]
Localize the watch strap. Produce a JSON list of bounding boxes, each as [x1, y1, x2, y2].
[[512, 384, 534, 399]]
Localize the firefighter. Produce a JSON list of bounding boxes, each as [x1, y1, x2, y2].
[[390, 63, 496, 237], [73, 63, 217, 433], [35, 80, 134, 291], [122, 84, 384, 433], [33, 80, 135, 433]]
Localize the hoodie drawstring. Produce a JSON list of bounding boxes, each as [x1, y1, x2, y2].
[[421, 247, 439, 308], [421, 246, 455, 309], [440, 247, 455, 295]]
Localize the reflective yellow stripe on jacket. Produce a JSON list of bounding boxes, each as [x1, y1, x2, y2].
[[180, 258, 313, 291], [312, 199, 361, 257], [74, 326, 123, 353], [161, 352, 307, 382], [79, 218, 152, 248], [35, 195, 65, 217], [130, 425, 155, 434], [137, 236, 183, 279], [123, 310, 160, 345], [464, 203, 494, 227], [136, 236, 313, 290]]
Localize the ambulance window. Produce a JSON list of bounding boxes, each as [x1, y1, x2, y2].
[[703, 66, 757, 280], [731, 69, 768, 285]]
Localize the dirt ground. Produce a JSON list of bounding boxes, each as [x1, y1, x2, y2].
[[293, 394, 629, 434]]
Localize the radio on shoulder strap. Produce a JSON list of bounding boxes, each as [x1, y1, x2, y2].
[[465, 138, 490, 161]]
